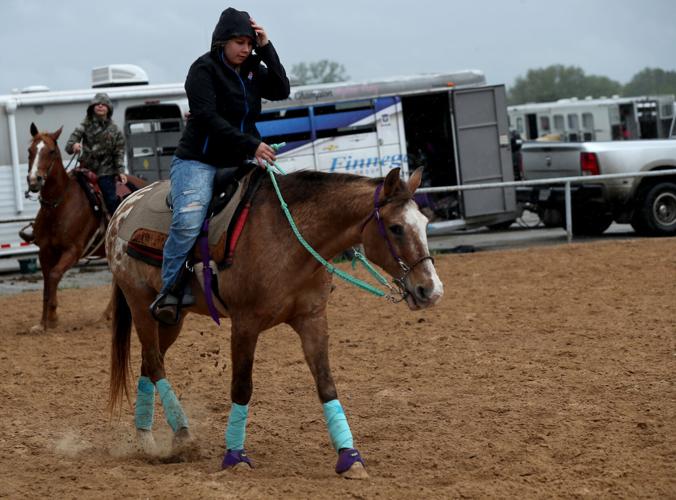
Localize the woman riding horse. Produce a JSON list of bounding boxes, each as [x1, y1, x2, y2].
[[151, 7, 290, 323]]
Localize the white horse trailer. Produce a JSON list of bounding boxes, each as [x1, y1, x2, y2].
[[508, 94, 675, 142], [124, 71, 518, 235], [0, 65, 185, 260]]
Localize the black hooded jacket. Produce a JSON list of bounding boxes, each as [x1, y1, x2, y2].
[[174, 8, 290, 167]]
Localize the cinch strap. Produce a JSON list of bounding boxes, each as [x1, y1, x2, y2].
[[155, 378, 189, 433], [225, 402, 249, 451], [134, 376, 155, 431], [323, 399, 354, 451]]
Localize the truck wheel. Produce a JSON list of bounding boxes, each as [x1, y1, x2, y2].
[[538, 207, 563, 228], [634, 182, 676, 236], [571, 208, 613, 236]]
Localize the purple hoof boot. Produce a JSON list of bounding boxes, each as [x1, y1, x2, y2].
[[335, 448, 365, 474], [221, 449, 253, 469]]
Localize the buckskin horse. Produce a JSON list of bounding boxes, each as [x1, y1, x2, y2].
[[106, 165, 443, 478], [26, 123, 145, 333]]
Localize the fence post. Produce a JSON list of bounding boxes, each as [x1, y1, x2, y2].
[[565, 181, 572, 243]]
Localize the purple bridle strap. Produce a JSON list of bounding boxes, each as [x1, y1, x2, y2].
[[361, 182, 435, 289], [369, 182, 405, 267]]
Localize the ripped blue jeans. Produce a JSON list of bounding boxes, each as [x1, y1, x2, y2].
[[160, 156, 216, 293]]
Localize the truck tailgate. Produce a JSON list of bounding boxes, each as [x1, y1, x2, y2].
[[521, 143, 583, 179]]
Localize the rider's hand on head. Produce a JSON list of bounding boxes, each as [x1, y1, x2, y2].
[[254, 142, 276, 170], [250, 18, 269, 47], [72, 143, 82, 153]]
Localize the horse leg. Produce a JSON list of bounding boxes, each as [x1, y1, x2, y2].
[[31, 248, 56, 333], [127, 296, 191, 457], [158, 320, 198, 456], [221, 322, 260, 470], [290, 313, 368, 479]]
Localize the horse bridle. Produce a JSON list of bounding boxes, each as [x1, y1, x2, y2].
[[362, 182, 434, 301]]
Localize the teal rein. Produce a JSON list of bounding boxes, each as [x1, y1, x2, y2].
[[266, 144, 394, 299]]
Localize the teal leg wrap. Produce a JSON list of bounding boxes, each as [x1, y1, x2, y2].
[[225, 403, 249, 451], [323, 399, 354, 451], [155, 378, 189, 433], [134, 376, 155, 431]]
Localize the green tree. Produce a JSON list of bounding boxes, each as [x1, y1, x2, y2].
[[508, 65, 622, 104], [290, 60, 349, 86], [623, 68, 676, 96]]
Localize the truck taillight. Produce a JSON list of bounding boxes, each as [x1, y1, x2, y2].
[[580, 152, 600, 176]]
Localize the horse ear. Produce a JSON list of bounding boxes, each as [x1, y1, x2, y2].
[[50, 126, 63, 141], [382, 167, 402, 199], [30, 123, 39, 137], [408, 167, 423, 192]]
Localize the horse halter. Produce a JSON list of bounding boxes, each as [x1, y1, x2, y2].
[[363, 182, 434, 301]]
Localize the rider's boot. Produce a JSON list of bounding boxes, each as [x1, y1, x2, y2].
[[150, 265, 196, 325], [19, 223, 35, 243]]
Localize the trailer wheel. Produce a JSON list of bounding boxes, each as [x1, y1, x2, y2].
[[634, 182, 676, 236]]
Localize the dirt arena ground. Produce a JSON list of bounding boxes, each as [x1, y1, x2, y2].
[[0, 238, 674, 499]]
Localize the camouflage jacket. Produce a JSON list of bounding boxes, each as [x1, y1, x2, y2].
[[65, 117, 125, 177]]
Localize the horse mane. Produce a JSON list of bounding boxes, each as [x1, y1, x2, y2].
[[270, 170, 412, 208]]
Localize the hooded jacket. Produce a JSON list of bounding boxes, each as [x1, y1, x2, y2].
[[65, 93, 125, 177], [174, 8, 290, 167]]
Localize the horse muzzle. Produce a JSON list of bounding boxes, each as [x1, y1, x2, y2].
[[403, 277, 444, 310], [26, 176, 43, 193]]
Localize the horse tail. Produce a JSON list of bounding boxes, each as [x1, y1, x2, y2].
[[108, 281, 132, 414]]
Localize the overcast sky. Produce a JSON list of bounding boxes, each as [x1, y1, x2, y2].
[[1, 0, 674, 94]]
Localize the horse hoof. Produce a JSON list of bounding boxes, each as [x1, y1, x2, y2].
[[136, 429, 157, 455], [336, 448, 368, 479], [29, 324, 45, 334], [172, 428, 198, 459], [221, 449, 253, 470], [340, 461, 369, 479]]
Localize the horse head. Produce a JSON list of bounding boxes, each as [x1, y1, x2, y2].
[[27, 122, 63, 193], [361, 167, 443, 310]]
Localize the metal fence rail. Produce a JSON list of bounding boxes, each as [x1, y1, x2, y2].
[[417, 169, 676, 242]]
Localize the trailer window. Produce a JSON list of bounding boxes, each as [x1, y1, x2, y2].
[[582, 113, 594, 130], [553, 115, 564, 132], [539, 116, 551, 133], [313, 100, 377, 139], [257, 107, 312, 144], [567, 114, 579, 130], [516, 117, 524, 134]]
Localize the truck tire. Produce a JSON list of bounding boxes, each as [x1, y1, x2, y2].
[[632, 182, 676, 236], [538, 207, 563, 228], [571, 206, 613, 236]]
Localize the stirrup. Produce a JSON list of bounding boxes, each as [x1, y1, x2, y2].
[[149, 292, 181, 325], [19, 223, 35, 243]]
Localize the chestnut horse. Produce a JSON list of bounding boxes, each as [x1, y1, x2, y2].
[[26, 123, 145, 333], [106, 166, 443, 478]]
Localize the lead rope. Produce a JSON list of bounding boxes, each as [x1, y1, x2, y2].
[[266, 144, 399, 300]]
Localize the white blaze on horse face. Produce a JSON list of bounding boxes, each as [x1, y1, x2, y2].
[[28, 140, 45, 182], [402, 201, 444, 303]]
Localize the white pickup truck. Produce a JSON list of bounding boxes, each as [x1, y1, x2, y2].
[[517, 139, 676, 236]]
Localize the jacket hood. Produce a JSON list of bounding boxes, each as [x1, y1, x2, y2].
[[211, 7, 257, 51], [87, 92, 113, 119]]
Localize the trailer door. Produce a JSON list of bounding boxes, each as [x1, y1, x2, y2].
[[451, 85, 516, 218]]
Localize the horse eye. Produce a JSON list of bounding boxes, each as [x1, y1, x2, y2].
[[388, 224, 404, 236]]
